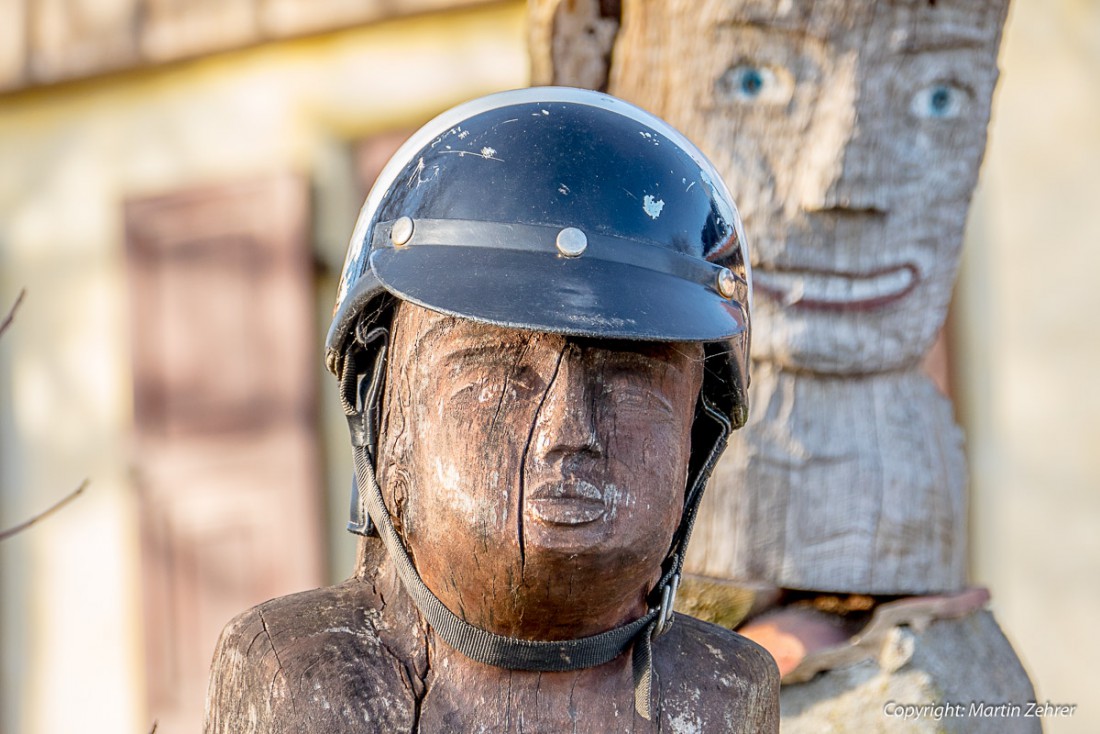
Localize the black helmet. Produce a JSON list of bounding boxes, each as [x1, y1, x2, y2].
[[327, 86, 749, 418], [327, 87, 751, 719]]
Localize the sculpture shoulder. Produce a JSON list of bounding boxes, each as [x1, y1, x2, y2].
[[205, 579, 428, 734], [655, 613, 780, 733]]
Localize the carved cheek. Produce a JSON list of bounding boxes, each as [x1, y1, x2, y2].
[[427, 455, 501, 530], [420, 380, 533, 535], [600, 377, 694, 516]]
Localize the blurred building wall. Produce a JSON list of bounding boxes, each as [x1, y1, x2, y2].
[[960, 1, 1100, 732], [0, 3, 527, 733]]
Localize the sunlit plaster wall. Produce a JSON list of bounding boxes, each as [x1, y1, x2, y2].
[[0, 4, 527, 733], [960, 1, 1100, 732]]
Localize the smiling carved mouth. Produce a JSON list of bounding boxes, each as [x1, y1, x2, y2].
[[526, 479, 606, 526], [753, 264, 919, 311]]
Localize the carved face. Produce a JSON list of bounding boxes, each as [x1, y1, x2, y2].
[[613, 0, 1007, 373], [377, 303, 703, 639]]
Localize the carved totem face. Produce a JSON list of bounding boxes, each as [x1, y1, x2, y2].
[[377, 303, 702, 639], [614, 0, 1007, 373]]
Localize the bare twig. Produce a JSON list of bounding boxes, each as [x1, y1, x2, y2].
[[0, 479, 89, 541], [0, 288, 26, 339], [149, 721, 158, 734]]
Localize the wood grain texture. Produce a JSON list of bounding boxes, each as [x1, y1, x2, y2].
[[207, 303, 779, 730], [779, 611, 1039, 734], [530, 3, 1037, 730], [776, 588, 991, 684], [205, 545, 429, 734], [684, 362, 968, 594], [375, 305, 705, 640], [538, 0, 1010, 595], [207, 539, 780, 733], [602, 0, 1007, 372], [528, 0, 620, 90]]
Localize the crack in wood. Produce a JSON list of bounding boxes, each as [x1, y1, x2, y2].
[[516, 344, 566, 584]]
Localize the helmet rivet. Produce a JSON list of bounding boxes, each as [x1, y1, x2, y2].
[[716, 268, 738, 299], [556, 227, 587, 257], [391, 216, 414, 247]]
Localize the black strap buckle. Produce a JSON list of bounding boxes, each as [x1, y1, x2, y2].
[[651, 572, 682, 640]]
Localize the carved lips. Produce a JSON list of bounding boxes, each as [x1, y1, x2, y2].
[[526, 479, 607, 526], [753, 263, 919, 311]]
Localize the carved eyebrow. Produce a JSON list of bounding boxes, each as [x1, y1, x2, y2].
[[714, 17, 826, 41], [406, 310, 462, 353], [436, 341, 529, 369], [714, 15, 996, 54], [407, 312, 527, 363], [408, 310, 539, 358], [893, 31, 994, 54], [598, 348, 674, 370], [613, 384, 676, 418], [417, 323, 541, 371], [582, 348, 698, 388]]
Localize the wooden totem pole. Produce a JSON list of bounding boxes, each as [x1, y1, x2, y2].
[[206, 89, 778, 732], [531, 1, 1039, 731]]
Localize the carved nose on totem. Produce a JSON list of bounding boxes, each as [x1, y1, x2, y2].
[[797, 101, 890, 216], [533, 346, 603, 460]]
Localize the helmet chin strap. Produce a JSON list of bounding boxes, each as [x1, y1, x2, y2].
[[341, 330, 730, 720]]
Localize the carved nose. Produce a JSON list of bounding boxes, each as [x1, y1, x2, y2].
[[533, 345, 603, 460], [795, 68, 890, 215], [798, 122, 889, 214]]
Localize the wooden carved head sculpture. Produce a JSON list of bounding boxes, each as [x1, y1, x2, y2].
[[313, 88, 777, 730], [595, 0, 1011, 594]]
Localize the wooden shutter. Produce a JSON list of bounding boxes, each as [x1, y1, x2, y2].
[[125, 173, 323, 733]]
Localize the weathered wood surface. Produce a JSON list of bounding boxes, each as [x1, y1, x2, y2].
[[375, 305, 705, 639], [207, 541, 780, 733], [530, 4, 1038, 730], [684, 363, 968, 594], [528, 0, 620, 92], [778, 610, 1039, 734], [743, 587, 991, 684], [530, 0, 1008, 595], [207, 302, 780, 731]]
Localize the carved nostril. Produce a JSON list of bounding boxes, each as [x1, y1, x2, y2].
[[805, 202, 888, 217], [799, 178, 890, 216]]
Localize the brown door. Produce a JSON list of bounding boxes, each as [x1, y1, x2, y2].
[[125, 173, 323, 733]]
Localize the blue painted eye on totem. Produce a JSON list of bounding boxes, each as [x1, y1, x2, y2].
[[719, 63, 793, 106], [911, 83, 969, 119]]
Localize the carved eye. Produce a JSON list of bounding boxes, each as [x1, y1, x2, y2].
[[737, 67, 765, 97], [911, 83, 968, 119], [719, 64, 792, 105]]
